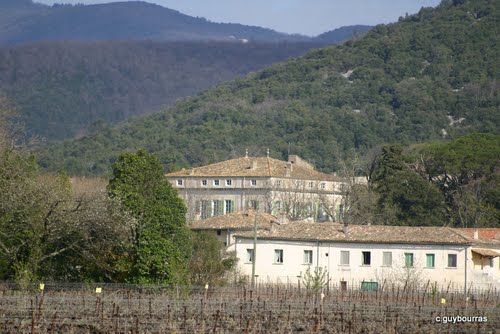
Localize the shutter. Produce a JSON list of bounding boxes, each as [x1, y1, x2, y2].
[[218, 200, 224, 215], [207, 200, 213, 218], [195, 200, 200, 215], [231, 200, 235, 213]]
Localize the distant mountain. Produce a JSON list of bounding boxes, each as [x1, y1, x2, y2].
[[314, 25, 372, 44], [0, 40, 322, 139], [35, 0, 499, 175], [0, 0, 308, 45]]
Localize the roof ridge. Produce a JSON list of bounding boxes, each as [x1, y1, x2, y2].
[[446, 226, 473, 243]]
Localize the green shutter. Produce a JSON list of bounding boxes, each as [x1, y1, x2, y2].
[[231, 200, 235, 213], [207, 200, 213, 218], [218, 200, 224, 215]]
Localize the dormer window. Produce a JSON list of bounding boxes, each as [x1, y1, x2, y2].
[[226, 179, 232, 186], [176, 179, 183, 186]]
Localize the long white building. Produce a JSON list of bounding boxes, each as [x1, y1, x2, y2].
[[232, 222, 500, 290]]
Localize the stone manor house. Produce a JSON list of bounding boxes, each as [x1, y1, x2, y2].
[[166, 154, 361, 222]]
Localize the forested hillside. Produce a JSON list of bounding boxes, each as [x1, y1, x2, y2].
[[37, 0, 499, 175], [0, 40, 321, 139], [314, 25, 372, 44], [0, 0, 306, 45]]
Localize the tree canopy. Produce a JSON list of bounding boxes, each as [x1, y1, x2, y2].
[[108, 150, 192, 284]]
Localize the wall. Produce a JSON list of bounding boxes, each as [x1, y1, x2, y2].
[[234, 238, 473, 289]]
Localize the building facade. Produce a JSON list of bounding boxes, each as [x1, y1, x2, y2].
[[232, 223, 500, 290], [166, 154, 361, 222]]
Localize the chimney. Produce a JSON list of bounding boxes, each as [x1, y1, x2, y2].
[[188, 168, 194, 176], [474, 229, 479, 240], [277, 214, 287, 225], [252, 160, 258, 170], [288, 155, 314, 170], [285, 162, 293, 177], [343, 223, 349, 235]]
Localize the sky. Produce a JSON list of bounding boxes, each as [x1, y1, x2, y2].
[[34, 0, 441, 36]]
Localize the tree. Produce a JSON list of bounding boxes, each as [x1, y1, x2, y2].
[[0, 103, 134, 284], [416, 133, 500, 227], [107, 149, 192, 284], [371, 145, 445, 226], [189, 232, 237, 286]]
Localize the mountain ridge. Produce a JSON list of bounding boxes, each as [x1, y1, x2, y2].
[[0, 0, 308, 44], [35, 0, 499, 175]]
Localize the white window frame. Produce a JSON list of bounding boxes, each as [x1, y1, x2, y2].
[[447, 254, 457, 268], [226, 179, 232, 186], [308, 181, 314, 188], [213, 179, 220, 186], [320, 182, 326, 189], [404, 253, 414, 268], [176, 179, 183, 186], [303, 250, 313, 265], [340, 251, 350, 266], [224, 200, 233, 214], [426, 253, 435, 268], [201, 179, 208, 186], [382, 252, 392, 267], [251, 179, 257, 186], [246, 249, 254, 263], [362, 251, 371, 266], [274, 249, 284, 264]]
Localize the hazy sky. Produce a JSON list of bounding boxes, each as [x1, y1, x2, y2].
[[35, 0, 441, 36]]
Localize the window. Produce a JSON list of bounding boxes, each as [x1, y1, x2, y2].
[[201, 179, 208, 186], [213, 200, 222, 216], [340, 251, 350, 265], [361, 281, 378, 292], [251, 179, 257, 186], [383, 252, 392, 266], [246, 249, 254, 263], [214, 180, 220, 186], [362, 251, 371, 266], [448, 254, 457, 268], [176, 179, 183, 186], [248, 200, 258, 210], [200, 200, 211, 219], [308, 181, 314, 188], [226, 179, 232, 186], [276, 180, 282, 187], [303, 250, 313, 264], [426, 254, 435, 268], [274, 249, 284, 264], [216, 230, 222, 236], [225, 200, 233, 214], [320, 182, 326, 189], [404, 253, 414, 267]]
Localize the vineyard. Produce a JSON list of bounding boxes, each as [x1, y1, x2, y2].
[[0, 283, 498, 333]]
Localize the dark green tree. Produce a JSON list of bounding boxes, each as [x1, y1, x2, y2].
[[417, 133, 500, 227], [107, 149, 191, 284], [371, 145, 445, 226]]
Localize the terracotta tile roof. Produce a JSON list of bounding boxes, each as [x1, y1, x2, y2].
[[189, 210, 278, 231], [451, 229, 500, 247], [455, 229, 500, 240], [235, 222, 473, 245], [166, 156, 338, 181]]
